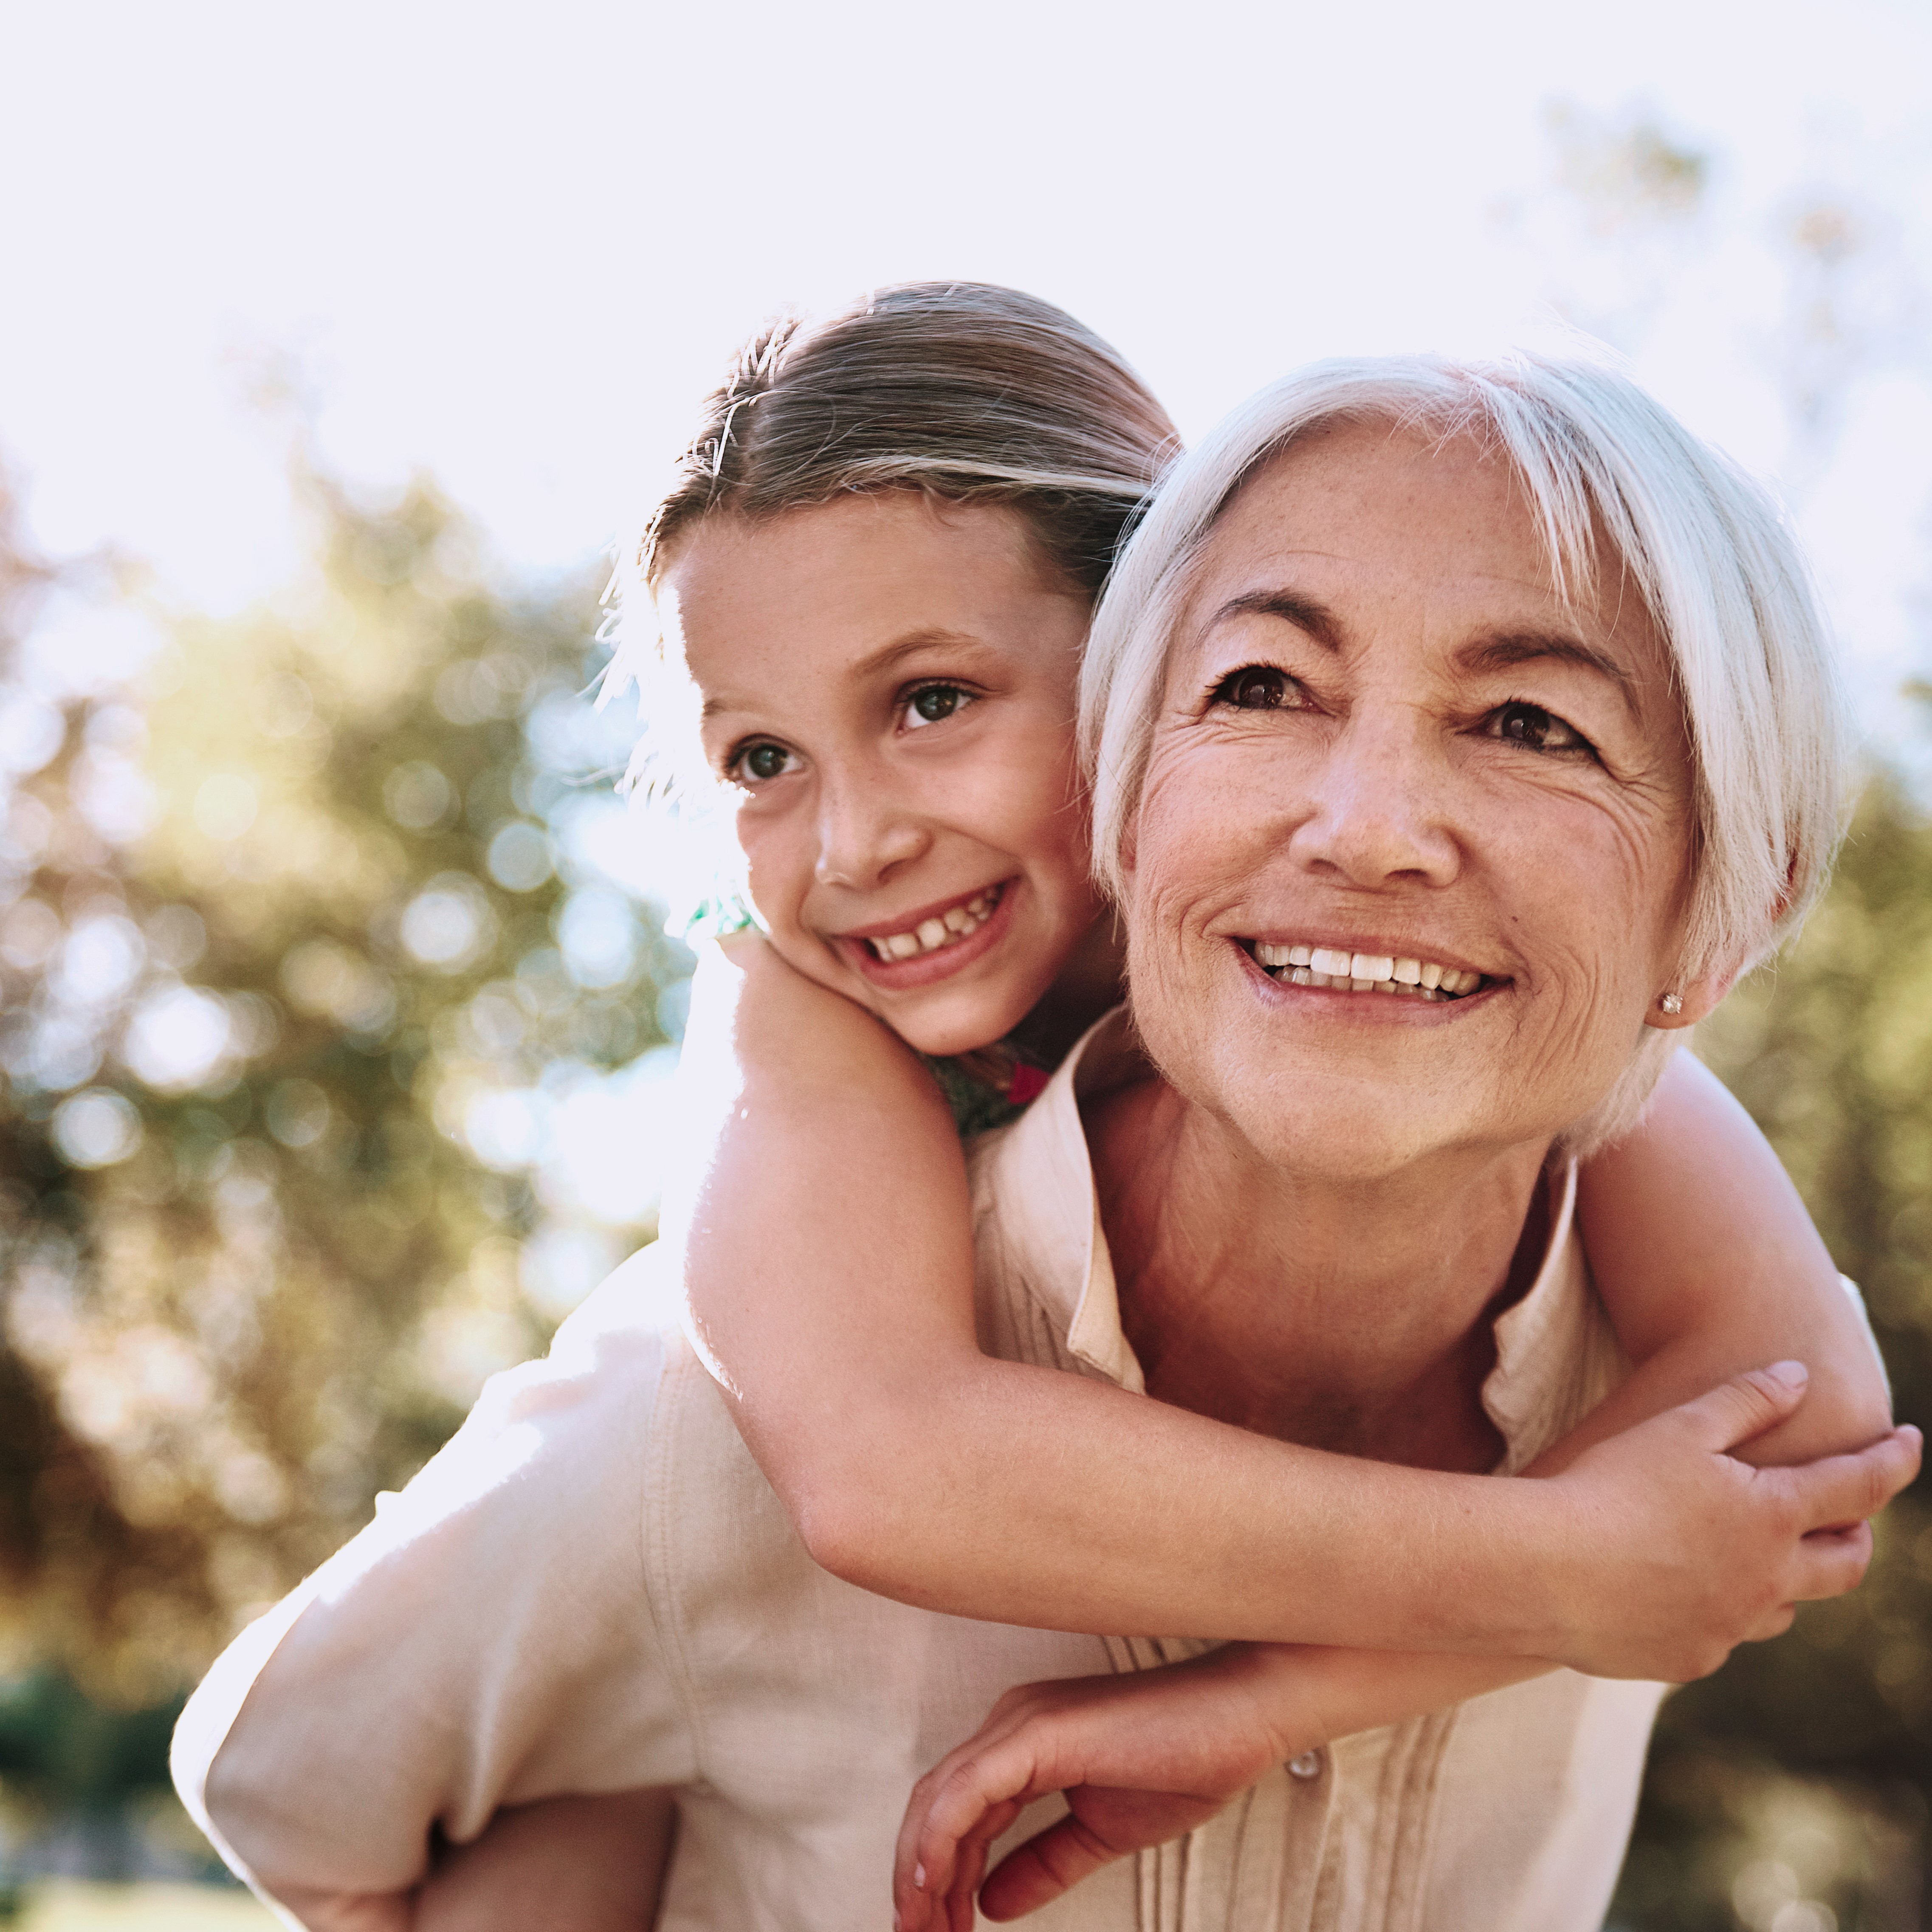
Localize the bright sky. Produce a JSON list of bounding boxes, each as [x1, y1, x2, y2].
[[4, 0, 1930, 748]]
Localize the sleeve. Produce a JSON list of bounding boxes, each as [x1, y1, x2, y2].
[[171, 1245, 699, 1926]]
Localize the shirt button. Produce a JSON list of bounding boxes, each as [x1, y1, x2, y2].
[[1287, 1751, 1323, 1780]]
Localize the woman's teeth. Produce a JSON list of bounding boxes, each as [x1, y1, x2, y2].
[[867, 890, 1000, 962], [1251, 942, 1487, 1001]]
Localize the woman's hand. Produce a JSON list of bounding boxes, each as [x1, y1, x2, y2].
[[893, 1646, 1295, 1931]]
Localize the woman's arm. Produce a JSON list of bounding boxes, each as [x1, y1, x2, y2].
[[676, 939, 1903, 1675], [1573, 1048, 1893, 1470]]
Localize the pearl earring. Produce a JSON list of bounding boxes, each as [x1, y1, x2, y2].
[[1658, 991, 1684, 1015]]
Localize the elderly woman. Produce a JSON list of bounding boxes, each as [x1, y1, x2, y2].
[[175, 355, 1914, 1932]]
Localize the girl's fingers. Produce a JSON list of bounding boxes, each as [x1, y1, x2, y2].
[[1784, 1426, 1921, 1534], [945, 1833, 995, 1932], [977, 1812, 1128, 1922], [895, 1737, 1037, 1926], [916, 1737, 1052, 1884], [1672, 1362, 1811, 1452], [1784, 1520, 1874, 1602]]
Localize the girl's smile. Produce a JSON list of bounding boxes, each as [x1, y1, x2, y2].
[[834, 877, 1019, 988]]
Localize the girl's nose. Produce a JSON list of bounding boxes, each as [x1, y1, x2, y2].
[[812, 776, 930, 889]]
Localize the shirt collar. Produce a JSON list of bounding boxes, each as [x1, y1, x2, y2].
[[975, 1007, 1592, 1459]]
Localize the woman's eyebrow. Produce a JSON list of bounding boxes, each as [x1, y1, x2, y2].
[[1458, 632, 1640, 718], [1205, 590, 1345, 649]]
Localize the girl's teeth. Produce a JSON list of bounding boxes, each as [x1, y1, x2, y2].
[[867, 890, 1001, 962], [1263, 944, 1489, 1001]]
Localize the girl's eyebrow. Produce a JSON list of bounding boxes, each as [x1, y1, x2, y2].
[[699, 630, 999, 722], [848, 628, 1003, 678]]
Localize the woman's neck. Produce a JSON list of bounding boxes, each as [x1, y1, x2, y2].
[[1086, 1077, 1555, 1473]]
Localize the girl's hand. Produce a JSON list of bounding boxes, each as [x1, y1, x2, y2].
[[893, 1646, 1293, 1932], [1537, 1366, 1921, 1681]]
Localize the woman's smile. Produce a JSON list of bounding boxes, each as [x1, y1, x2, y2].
[[1238, 936, 1496, 999]]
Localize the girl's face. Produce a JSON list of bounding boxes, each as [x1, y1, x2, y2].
[[662, 494, 1109, 1057]]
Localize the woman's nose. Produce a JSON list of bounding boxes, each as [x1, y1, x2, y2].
[[1284, 713, 1461, 888], [812, 775, 930, 889]]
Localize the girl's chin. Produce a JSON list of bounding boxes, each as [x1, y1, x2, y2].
[[877, 990, 1029, 1061]]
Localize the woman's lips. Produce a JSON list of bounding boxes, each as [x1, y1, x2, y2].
[[1237, 938, 1507, 1008], [838, 880, 1020, 990]]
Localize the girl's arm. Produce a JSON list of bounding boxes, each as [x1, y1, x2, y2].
[[674, 937, 1898, 1677], [1574, 1047, 1893, 1467], [415, 1791, 675, 1932]]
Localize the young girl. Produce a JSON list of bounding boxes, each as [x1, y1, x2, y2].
[[192, 286, 1904, 1932]]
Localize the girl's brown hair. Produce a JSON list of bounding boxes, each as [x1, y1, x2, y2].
[[632, 281, 1178, 602], [604, 281, 1176, 861]]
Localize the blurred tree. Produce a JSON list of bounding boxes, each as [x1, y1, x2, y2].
[[1611, 774, 1932, 1932], [0, 455, 683, 1708], [1520, 102, 1932, 1932]]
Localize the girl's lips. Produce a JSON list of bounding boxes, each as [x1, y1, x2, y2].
[[838, 880, 1021, 991]]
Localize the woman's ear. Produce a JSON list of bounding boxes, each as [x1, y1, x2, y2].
[[1644, 953, 1747, 1032]]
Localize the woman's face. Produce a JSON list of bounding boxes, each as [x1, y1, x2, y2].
[[1124, 420, 1700, 1180], [663, 494, 1107, 1057]]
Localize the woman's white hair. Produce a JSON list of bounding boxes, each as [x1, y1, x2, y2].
[[1080, 353, 1854, 1148]]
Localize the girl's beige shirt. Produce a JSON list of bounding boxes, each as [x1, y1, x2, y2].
[[174, 1011, 1662, 1932]]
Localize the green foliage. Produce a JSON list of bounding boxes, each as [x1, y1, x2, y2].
[[0, 1674, 178, 1812], [0, 466, 680, 1704], [1614, 774, 1932, 1930]]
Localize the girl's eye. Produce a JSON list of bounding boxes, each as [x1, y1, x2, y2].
[[901, 684, 973, 728], [1489, 702, 1595, 756], [732, 742, 798, 784], [1211, 665, 1300, 711]]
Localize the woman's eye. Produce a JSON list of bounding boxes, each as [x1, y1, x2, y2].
[[1489, 702, 1594, 756], [901, 684, 973, 728], [733, 742, 797, 784], [1212, 665, 1298, 711]]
